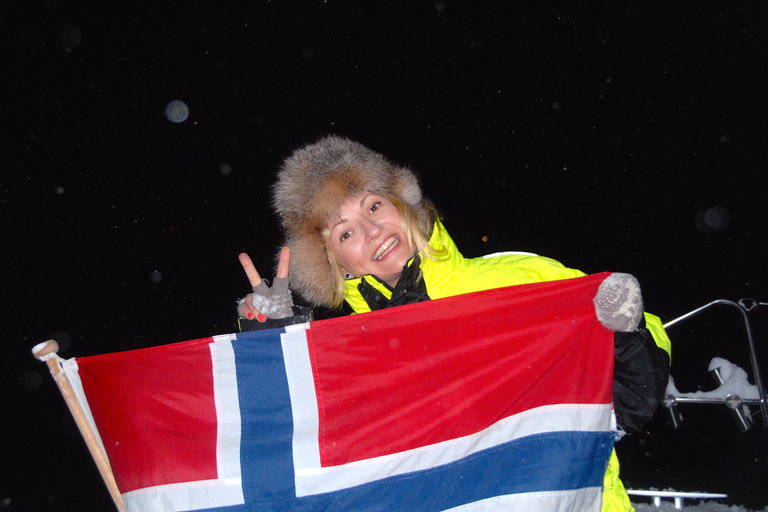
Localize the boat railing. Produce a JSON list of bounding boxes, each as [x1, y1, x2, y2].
[[662, 299, 768, 432]]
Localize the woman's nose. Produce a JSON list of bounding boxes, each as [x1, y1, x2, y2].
[[362, 218, 381, 240]]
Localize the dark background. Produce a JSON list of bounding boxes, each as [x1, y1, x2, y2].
[[3, 1, 767, 510]]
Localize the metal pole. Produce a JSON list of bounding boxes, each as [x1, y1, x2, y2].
[[663, 299, 768, 429], [33, 340, 126, 512]]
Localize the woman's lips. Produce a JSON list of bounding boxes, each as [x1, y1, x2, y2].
[[372, 235, 399, 260]]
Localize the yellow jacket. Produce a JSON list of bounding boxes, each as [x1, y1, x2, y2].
[[343, 220, 672, 512]]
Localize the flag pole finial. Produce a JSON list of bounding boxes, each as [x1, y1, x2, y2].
[[33, 339, 126, 512], [32, 339, 60, 360]]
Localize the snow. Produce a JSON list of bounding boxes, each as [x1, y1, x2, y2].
[[630, 488, 766, 511], [31, 341, 50, 357], [631, 358, 765, 510], [165, 100, 190, 123], [695, 206, 732, 233], [666, 357, 760, 400], [633, 502, 767, 511]]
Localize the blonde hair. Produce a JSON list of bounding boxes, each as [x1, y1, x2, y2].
[[323, 197, 446, 308]]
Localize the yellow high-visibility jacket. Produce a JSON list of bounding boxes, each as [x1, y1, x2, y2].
[[343, 220, 671, 512]]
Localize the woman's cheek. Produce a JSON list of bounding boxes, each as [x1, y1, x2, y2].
[[339, 241, 364, 273]]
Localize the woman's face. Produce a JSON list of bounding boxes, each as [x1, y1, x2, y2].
[[326, 193, 414, 288]]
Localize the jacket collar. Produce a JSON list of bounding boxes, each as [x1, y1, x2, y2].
[[342, 220, 461, 313]]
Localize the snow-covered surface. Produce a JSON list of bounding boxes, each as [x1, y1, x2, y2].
[[633, 502, 768, 511], [666, 358, 760, 400], [629, 489, 758, 511], [630, 488, 766, 511], [637, 358, 765, 510]]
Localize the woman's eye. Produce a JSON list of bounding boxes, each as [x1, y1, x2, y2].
[[369, 202, 381, 214], [339, 230, 352, 242]]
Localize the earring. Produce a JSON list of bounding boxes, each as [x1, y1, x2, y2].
[[345, 272, 353, 280]]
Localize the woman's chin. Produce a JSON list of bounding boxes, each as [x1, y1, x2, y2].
[[374, 260, 411, 287]]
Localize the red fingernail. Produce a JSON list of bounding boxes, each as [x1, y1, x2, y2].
[[247, 312, 254, 320], [257, 313, 267, 323]]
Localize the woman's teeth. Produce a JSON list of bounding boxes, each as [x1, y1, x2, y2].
[[373, 236, 398, 260]]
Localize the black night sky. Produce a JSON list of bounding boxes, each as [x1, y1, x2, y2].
[[3, 2, 768, 510]]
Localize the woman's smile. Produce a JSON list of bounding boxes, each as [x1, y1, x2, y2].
[[372, 235, 399, 261]]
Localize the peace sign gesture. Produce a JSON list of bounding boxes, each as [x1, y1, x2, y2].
[[237, 246, 294, 321]]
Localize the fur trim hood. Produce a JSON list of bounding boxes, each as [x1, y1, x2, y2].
[[272, 135, 426, 307]]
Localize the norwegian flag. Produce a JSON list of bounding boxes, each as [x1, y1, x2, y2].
[[58, 273, 616, 512]]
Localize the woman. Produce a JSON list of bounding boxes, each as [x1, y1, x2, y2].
[[237, 135, 671, 512]]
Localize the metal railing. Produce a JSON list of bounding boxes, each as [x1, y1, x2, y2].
[[626, 489, 728, 510], [662, 299, 768, 431]]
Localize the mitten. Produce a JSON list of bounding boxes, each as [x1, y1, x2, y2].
[[594, 273, 643, 332], [242, 277, 295, 319]]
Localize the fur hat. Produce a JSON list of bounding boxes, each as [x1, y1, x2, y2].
[[272, 135, 425, 307]]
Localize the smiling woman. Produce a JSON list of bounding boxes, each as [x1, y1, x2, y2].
[[237, 135, 440, 316], [234, 135, 672, 512]]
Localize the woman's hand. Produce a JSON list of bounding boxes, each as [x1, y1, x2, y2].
[[593, 273, 643, 332], [237, 246, 293, 322]]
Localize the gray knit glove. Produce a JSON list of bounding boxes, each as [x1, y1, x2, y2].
[[593, 273, 643, 332], [245, 277, 295, 319]]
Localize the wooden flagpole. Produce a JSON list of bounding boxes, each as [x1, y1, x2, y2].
[[33, 340, 126, 512]]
